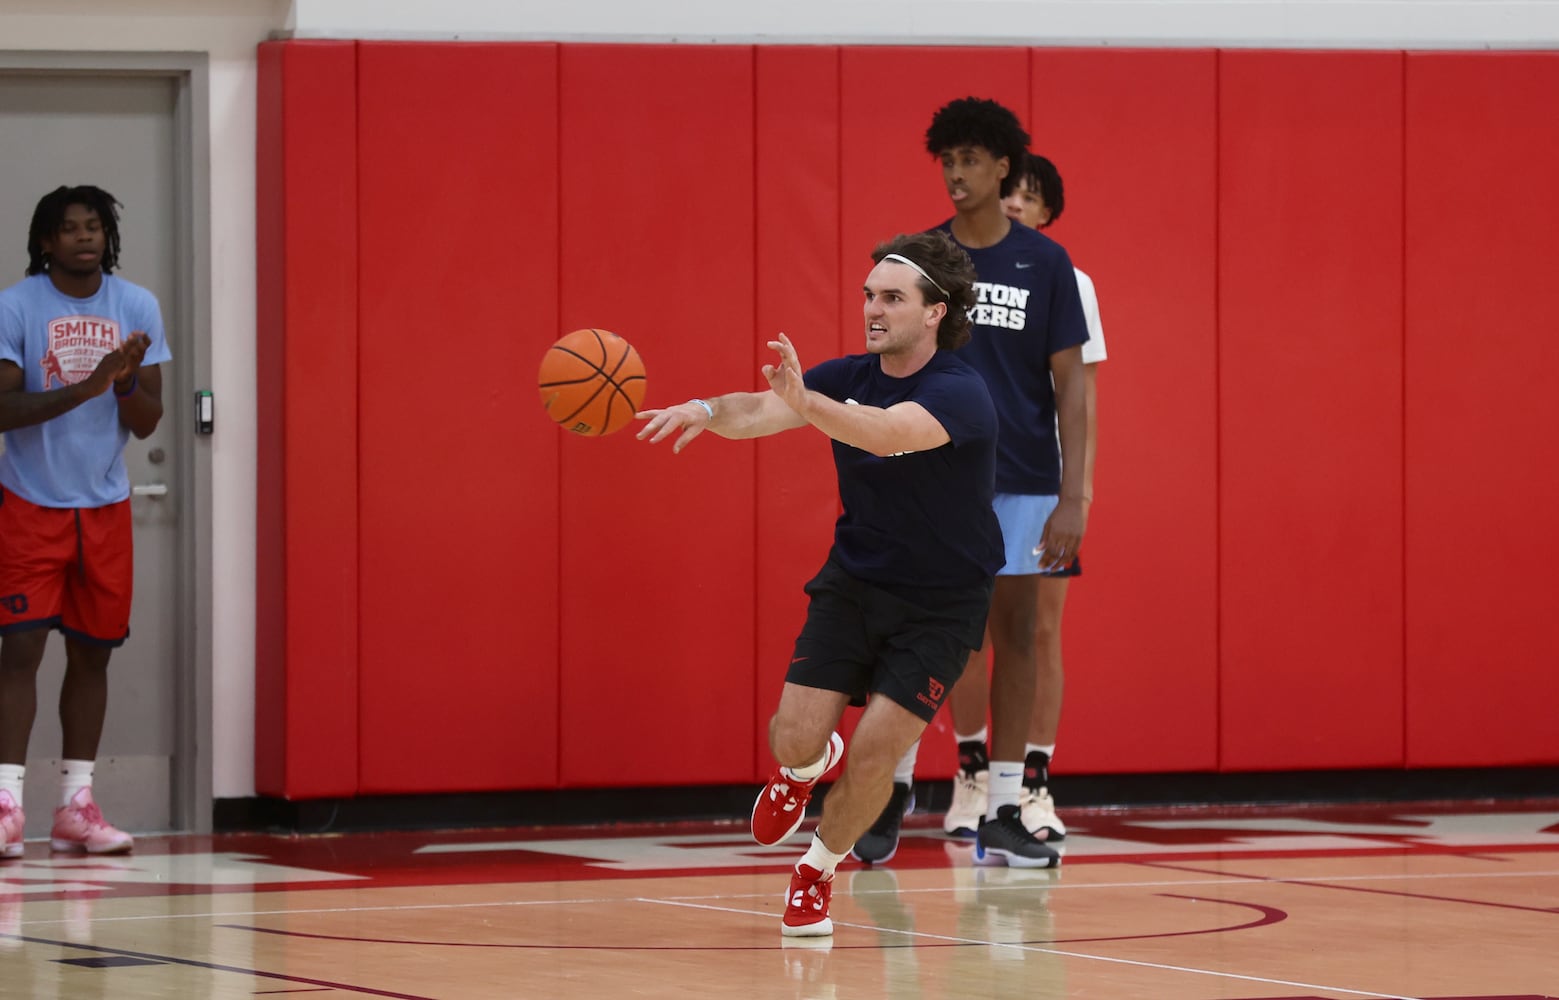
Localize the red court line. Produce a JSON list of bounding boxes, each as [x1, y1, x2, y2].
[[1137, 860, 1559, 916]]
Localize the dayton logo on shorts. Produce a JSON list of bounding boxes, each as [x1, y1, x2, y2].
[[42, 316, 121, 388], [0, 594, 28, 616], [916, 677, 946, 711]]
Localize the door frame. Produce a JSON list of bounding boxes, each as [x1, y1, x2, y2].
[[0, 50, 213, 833]]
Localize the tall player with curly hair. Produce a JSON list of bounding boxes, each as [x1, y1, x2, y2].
[[0, 186, 170, 859], [852, 99, 1092, 869]]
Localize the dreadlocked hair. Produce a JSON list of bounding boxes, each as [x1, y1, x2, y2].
[[924, 97, 1032, 199], [871, 231, 979, 351], [26, 185, 123, 276]]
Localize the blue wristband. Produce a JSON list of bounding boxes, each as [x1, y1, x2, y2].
[[114, 373, 138, 398]]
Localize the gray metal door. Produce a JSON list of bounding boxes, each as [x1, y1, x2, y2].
[[0, 74, 183, 836]]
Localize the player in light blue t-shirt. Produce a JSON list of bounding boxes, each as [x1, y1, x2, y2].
[[0, 186, 170, 859]]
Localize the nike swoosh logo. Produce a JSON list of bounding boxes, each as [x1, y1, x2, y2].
[[997, 771, 1022, 778], [791, 657, 808, 664], [1015, 262, 1033, 269]]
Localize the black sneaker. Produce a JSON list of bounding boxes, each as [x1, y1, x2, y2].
[[974, 804, 1061, 869], [850, 782, 915, 864]]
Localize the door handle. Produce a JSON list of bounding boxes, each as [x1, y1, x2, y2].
[[131, 483, 169, 498]]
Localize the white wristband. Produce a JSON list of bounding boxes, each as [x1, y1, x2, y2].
[[690, 398, 714, 420]]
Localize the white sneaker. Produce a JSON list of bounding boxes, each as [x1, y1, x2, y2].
[[1019, 785, 1067, 842], [942, 769, 988, 837]]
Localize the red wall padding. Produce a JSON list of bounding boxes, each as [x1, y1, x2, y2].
[[753, 47, 847, 780], [1217, 51, 1406, 770], [258, 43, 1559, 800], [555, 45, 759, 787], [1404, 54, 1559, 766], [354, 43, 563, 793], [255, 40, 361, 798], [1029, 49, 1221, 773]]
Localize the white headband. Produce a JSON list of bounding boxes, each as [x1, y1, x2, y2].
[[881, 253, 949, 299]]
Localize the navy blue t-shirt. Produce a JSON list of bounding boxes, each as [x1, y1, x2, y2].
[[804, 351, 1004, 588], [936, 220, 1089, 495]]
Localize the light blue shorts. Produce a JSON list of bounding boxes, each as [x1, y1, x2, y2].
[[993, 493, 1082, 578]]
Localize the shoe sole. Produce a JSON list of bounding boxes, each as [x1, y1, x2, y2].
[[943, 824, 978, 838], [972, 844, 1062, 869], [50, 839, 133, 854], [0, 844, 21, 859], [781, 918, 834, 937]]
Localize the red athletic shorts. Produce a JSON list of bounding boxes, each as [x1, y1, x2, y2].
[[0, 485, 133, 646]]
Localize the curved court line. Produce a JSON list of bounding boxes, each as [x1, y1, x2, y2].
[[216, 893, 1284, 951], [0, 932, 435, 999], [1140, 860, 1559, 916], [17, 864, 1558, 929]]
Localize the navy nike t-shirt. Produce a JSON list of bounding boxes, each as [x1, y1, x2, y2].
[[804, 350, 1004, 588], [936, 220, 1089, 495]]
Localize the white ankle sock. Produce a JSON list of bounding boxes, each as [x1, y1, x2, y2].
[[893, 739, 919, 785], [60, 760, 94, 808], [987, 760, 1023, 819], [954, 726, 988, 745], [0, 764, 23, 809], [782, 734, 838, 782], [798, 833, 848, 877]]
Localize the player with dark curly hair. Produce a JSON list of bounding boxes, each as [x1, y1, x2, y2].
[[637, 231, 1002, 935], [0, 185, 169, 860], [1005, 151, 1066, 228], [851, 98, 1092, 870]]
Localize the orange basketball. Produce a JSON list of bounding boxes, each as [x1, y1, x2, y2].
[[537, 328, 648, 436]]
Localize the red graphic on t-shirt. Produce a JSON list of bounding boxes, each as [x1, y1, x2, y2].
[[42, 315, 120, 387]]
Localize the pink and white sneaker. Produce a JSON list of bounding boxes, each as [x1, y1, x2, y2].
[[51, 788, 133, 855], [0, 791, 23, 860], [751, 732, 845, 846]]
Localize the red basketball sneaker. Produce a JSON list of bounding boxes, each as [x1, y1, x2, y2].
[[751, 732, 845, 846], [781, 863, 835, 937]]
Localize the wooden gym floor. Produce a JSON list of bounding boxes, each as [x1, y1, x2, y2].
[[2, 800, 1557, 998]]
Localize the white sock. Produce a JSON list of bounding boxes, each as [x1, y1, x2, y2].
[[798, 833, 848, 877], [60, 759, 94, 808], [782, 733, 838, 782], [954, 726, 988, 745], [893, 739, 919, 785], [0, 764, 23, 810], [987, 760, 1023, 819], [1025, 743, 1056, 761]]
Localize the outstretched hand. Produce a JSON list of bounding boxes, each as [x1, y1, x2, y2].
[[635, 400, 711, 455], [763, 333, 808, 415]]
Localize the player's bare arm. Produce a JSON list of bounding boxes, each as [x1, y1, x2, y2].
[[115, 346, 164, 440], [636, 388, 805, 454], [764, 332, 950, 458], [1039, 344, 1089, 570], [0, 349, 126, 433]]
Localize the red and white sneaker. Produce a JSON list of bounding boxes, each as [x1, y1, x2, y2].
[[51, 788, 133, 855], [751, 731, 844, 846], [0, 791, 23, 860], [781, 863, 834, 937]]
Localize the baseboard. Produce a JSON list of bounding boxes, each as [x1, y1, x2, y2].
[[213, 765, 1559, 834]]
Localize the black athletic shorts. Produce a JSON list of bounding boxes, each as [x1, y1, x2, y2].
[[786, 556, 995, 723]]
